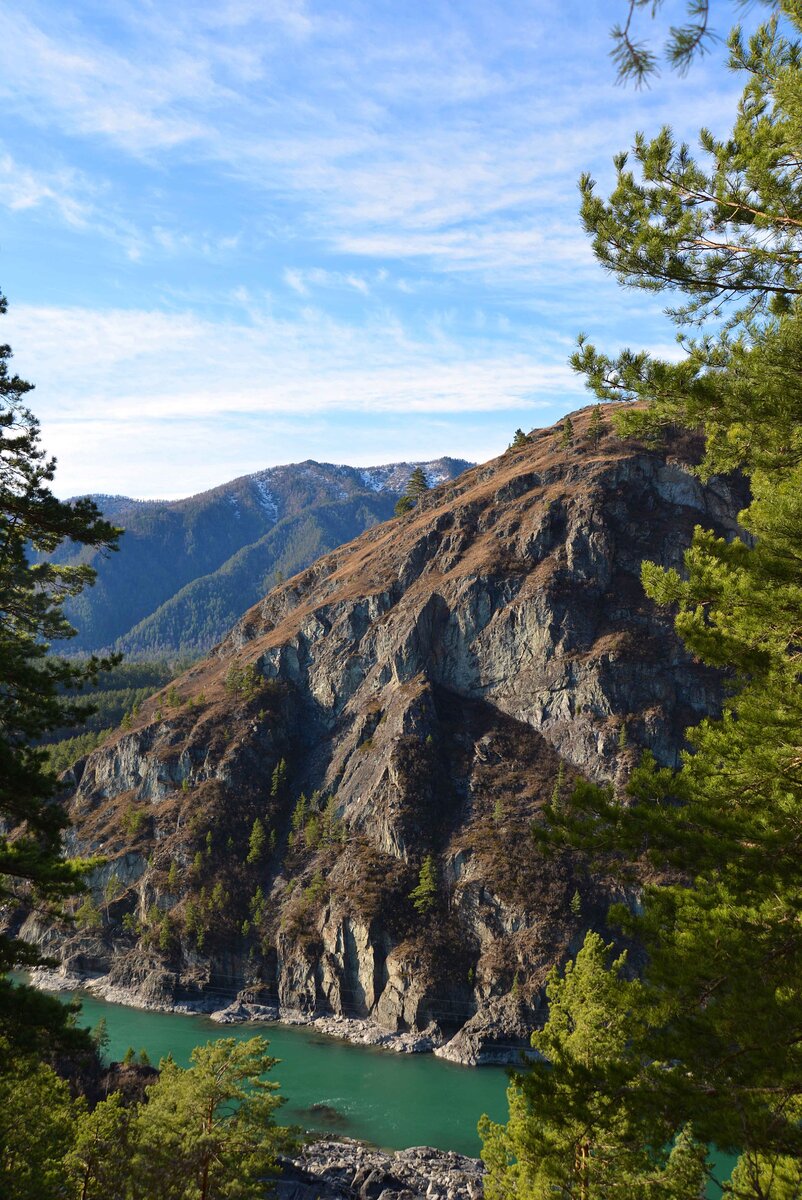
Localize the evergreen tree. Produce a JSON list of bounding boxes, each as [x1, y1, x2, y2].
[[608, 0, 752, 85], [246, 816, 266, 865], [409, 854, 437, 915], [394, 494, 414, 516], [270, 757, 287, 800], [405, 465, 430, 502], [90, 1016, 110, 1060], [0, 1054, 78, 1200], [64, 1092, 133, 1200], [587, 403, 602, 448], [559, 415, 574, 448], [484, 9, 802, 1196], [509, 428, 531, 449], [0, 292, 120, 983], [134, 1037, 292, 1199], [481, 933, 709, 1200]]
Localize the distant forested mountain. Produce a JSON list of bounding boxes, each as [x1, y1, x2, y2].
[[55, 458, 473, 656]]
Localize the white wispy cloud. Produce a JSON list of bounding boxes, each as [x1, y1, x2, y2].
[[4, 297, 582, 494], [0, 0, 760, 498], [7, 299, 576, 417], [0, 0, 744, 279]]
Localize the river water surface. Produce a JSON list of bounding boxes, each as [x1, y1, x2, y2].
[[59, 989, 733, 1195], [68, 990, 510, 1155]]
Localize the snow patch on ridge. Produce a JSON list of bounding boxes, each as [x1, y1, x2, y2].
[[252, 475, 279, 522]]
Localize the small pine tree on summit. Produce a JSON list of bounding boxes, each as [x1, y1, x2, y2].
[[405, 466, 430, 502], [588, 403, 603, 448], [509, 428, 531, 449]]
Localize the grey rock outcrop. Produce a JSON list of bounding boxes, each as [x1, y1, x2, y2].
[[276, 1139, 484, 1200], [22, 408, 747, 1061]]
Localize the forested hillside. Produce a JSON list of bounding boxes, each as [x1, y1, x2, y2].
[[41, 661, 191, 773], [54, 458, 471, 657]]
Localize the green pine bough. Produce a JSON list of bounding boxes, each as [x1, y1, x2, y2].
[[482, 8, 802, 1198]]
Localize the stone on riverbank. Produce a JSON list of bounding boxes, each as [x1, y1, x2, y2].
[[277, 1138, 484, 1200]]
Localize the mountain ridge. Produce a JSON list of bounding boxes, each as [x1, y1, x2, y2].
[[57, 456, 473, 657]]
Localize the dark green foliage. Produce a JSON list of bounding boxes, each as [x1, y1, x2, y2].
[[394, 494, 414, 516], [559, 415, 574, 448], [409, 854, 438, 915], [587, 403, 603, 448], [405, 466, 430, 502], [246, 817, 266, 865], [42, 727, 111, 773], [0, 1052, 79, 1200], [64, 1092, 133, 1200], [481, 934, 709, 1198], [509, 428, 531, 449], [224, 660, 262, 700], [485, 10, 802, 1197], [270, 757, 287, 800], [0, 290, 119, 992], [39, 659, 186, 771], [2, 1037, 294, 1200]]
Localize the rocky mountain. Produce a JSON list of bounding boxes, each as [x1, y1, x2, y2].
[[21, 407, 748, 1064], [56, 457, 472, 658]]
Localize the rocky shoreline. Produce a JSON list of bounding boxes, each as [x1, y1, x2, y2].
[[277, 1139, 484, 1200], [29, 967, 523, 1064]]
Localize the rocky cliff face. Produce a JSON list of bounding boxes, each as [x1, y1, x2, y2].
[[21, 408, 747, 1063]]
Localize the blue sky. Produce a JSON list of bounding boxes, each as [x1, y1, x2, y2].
[[0, 0, 750, 498]]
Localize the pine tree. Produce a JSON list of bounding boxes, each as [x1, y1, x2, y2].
[[134, 1037, 292, 1199], [587, 403, 602, 448], [481, 934, 708, 1199], [559, 415, 574, 448], [405, 466, 430, 502], [0, 289, 120, 990], [485, 10, 802, 1195], [90, 1016, 110, 1059], [246, 817, 266, 865], [0, 1054, 79, 1200], [509, 428, 531, 449], [270, 758, 287, 800], [64, 1092, 133, 1200], [409, 854, 437, 915], [394, 494, 414, 516]]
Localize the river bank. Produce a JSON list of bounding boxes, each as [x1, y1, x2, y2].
[[30, 967, 453, 1056], [277, 1139, 484, 1199], [29, 965, 529, 1065]]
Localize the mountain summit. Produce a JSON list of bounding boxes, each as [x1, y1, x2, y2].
[[26, 409, 747, 1063]]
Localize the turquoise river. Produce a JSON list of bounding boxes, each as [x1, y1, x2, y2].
[[66, 989, 509, 1155], [56, 989, 732, 1193]]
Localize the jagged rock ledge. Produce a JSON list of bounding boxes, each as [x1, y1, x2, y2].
[[277, 1138, 484, 1200]]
